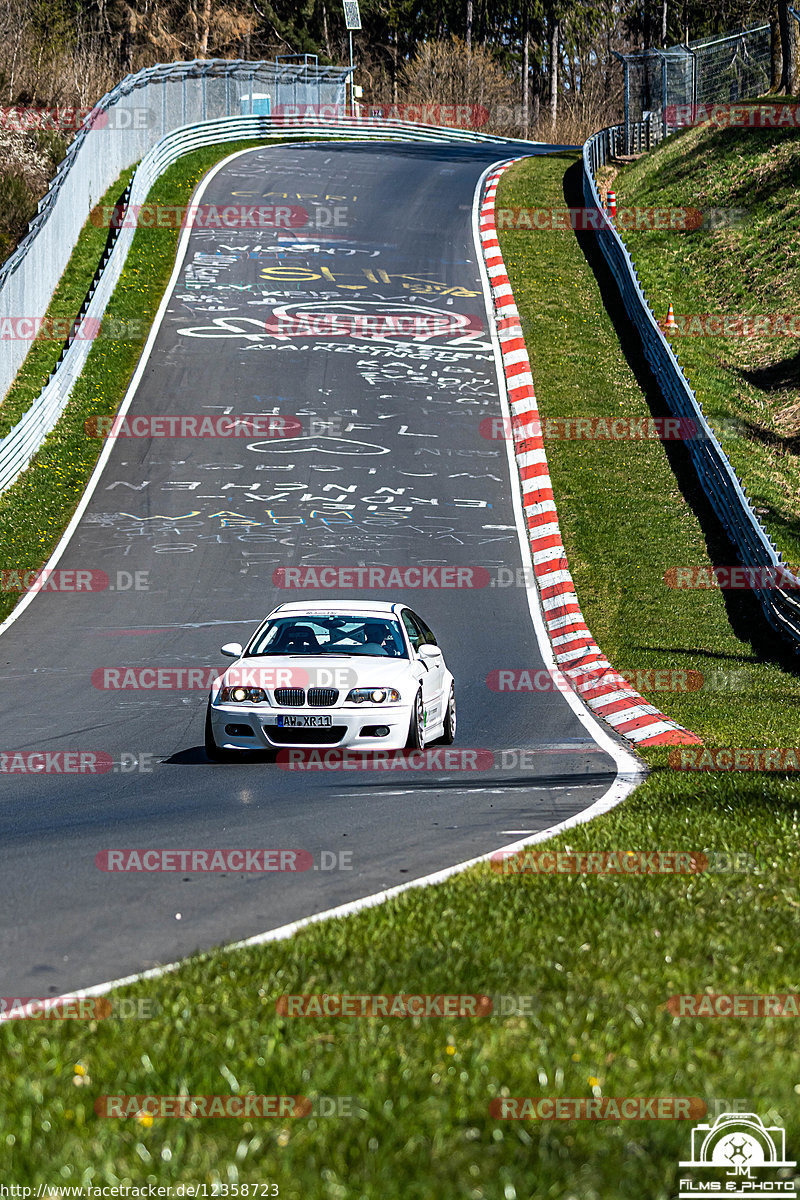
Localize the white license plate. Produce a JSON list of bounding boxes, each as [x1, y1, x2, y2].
[[276, 714, 332, 728]]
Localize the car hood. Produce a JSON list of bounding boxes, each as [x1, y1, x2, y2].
[[220, 654, 416, 693]]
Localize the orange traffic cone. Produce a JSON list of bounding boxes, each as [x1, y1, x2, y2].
[[606, 190, 617, 222], [664, 303, 678, 333]]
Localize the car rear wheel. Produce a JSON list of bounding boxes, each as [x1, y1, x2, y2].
[[405, 689, 425, 750], [438, 684, 456, 745]]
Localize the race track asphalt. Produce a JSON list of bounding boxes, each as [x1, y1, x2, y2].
[[0, 141, 633, 997]]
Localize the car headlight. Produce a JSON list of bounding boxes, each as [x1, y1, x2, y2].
[[345, 687, 401, 704], [220, 686, 268, 704]]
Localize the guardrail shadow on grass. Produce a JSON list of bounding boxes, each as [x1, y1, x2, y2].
[[580, 127, 800, 662], [564, 157, 800, 674]]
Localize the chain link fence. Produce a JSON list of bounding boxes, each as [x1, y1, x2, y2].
[[617, 24, 771, 153], [0, 58, 351, 403]]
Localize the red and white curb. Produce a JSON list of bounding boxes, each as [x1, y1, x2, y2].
[[479, 161, 700, 748]]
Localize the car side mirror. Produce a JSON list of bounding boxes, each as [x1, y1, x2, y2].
[[419, 644, 440, 659], [220, 642, 243, 658]]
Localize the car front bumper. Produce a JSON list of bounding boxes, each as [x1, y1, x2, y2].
[[209, 701, 412, 752]]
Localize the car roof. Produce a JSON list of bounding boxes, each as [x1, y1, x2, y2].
[[267, 600, 406, 617]]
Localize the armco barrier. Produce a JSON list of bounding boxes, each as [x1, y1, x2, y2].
[[0, 59, 355, 403], [0, 111, 534, 495], [582, 126, 800, 650]]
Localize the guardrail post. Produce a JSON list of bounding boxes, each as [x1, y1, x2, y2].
[[582, 121, 800, 649], [611, 51, 629, 154]]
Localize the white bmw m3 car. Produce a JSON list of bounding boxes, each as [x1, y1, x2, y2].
[[205, 600, 456, 760]]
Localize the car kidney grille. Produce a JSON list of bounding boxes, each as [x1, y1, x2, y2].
[[272, 687, 339, 707]]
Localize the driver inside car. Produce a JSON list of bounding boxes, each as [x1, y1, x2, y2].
[[362, 621, 401, 656]]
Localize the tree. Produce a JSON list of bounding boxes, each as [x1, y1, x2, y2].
[[401, 35, 516, 123], [547, 4, 561, 128]]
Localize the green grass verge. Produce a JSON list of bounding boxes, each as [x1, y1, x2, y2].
[[497, 151, 800, 756], [1, 796, 799, 1198], [609, 111, 800, 571], [2, 149, 800, 1195], [2, 786, 800, 1197], [0, 163, 136, 440]]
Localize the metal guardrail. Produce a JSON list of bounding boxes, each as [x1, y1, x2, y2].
[[0, 58, 354, 403], [583, 125, 800, 649], [0, 112, 529, 495], [584, 115, 664, 165]]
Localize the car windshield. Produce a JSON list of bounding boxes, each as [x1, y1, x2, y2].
[[246, 615, 409, 658]]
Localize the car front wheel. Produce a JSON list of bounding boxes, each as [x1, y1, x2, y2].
[[405, 689, 425, 750]]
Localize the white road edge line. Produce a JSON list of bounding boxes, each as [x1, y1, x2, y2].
[[0, 777, 637, 1018], [0, 148, 645, 1020]]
